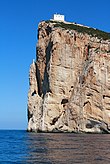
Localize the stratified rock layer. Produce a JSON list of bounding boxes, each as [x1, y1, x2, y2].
[[27, 21, 110, 133]]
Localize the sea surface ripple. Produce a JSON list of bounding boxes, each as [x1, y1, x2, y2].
[[0, 130, 110, 164]]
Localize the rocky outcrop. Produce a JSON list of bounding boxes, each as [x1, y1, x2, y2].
[[27, 20, 110, 133]]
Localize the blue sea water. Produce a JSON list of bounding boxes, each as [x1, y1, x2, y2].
[[0, 130, 110, 164]]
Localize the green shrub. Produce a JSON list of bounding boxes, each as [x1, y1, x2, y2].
[[45, 20, 110, 40]]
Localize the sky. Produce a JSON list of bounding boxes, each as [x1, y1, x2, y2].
[[0, 0, 110, 130]]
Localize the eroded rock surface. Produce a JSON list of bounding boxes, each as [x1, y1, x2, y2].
[[27, 21, 110, 133]]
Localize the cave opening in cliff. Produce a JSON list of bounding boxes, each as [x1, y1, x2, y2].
[[31, 90, 37, 96], [61, 99, 68, 104]]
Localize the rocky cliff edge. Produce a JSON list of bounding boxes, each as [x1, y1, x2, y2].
[[27, 20, 110, 133]]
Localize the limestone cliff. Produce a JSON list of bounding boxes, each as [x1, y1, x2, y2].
[[27, 20, 110, 133]]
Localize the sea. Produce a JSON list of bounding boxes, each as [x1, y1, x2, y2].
[[0, 130, 110, 164]]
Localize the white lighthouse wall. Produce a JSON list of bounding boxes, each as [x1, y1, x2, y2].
[[53, 14, 65, 21]]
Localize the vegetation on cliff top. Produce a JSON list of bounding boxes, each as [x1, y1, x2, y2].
[[45, 20, 110, 40]]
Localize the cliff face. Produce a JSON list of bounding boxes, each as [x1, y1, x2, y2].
[[27, 20, 110, 133]]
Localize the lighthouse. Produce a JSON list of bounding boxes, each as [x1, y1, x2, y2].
[[53, 14, 65, 21]]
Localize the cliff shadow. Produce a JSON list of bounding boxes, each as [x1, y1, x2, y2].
[[42, 41, 53, 96]]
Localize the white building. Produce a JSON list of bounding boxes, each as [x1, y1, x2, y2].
[[53, 14, 65, 21]]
